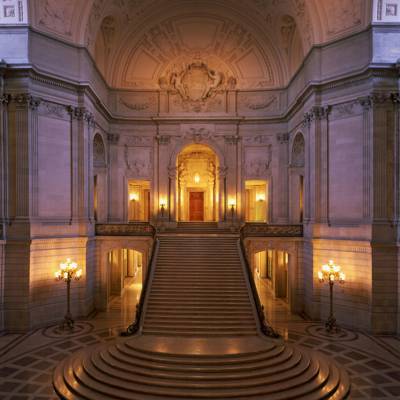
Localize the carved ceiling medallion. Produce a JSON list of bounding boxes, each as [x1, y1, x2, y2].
[[161, 61, 234, 103]]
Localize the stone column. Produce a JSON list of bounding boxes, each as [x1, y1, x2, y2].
[[303, 106, 330, 225], [218, 166, 228, 222], [168, 165, 177, 222], [3, 93, 40, 331], [276, 133, 289, 224], [367, 93, 398, 333], [107, 133, 120, 222]]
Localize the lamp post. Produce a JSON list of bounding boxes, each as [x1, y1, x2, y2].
[[228, 199, 236, 228], [55, 258, 82, 330], [318, 260, 345, 333]]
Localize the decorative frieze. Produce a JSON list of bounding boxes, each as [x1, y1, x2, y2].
[[38, 101, 69, 119], [241, 223, 303, 238], [123, 135, 153, 146], [277, 133, 289, 144], [156, 135, 171, 145], [95, 223, 155, 237], [224, 135, 240, 145], [243, 135, 270, 145], [107, 133, 120, 145]]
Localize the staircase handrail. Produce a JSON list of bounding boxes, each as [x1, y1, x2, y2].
[[238, 228, 280, 338], [121, 225, 158, 336]]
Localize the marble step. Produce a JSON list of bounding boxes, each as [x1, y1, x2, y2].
[[54, 337, 349, 400]]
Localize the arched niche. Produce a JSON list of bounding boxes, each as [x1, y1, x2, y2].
[[93, 133, 107, 168], [291, 132, 305, 168]]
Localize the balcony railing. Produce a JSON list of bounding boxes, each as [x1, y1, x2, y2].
[[240, 223, 303, 238], [95, 223, 156, 237]]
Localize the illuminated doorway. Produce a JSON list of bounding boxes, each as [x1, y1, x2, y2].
[[177, 144, 218, 221], [128, 180, 151, 222], [107, 249, 143, 323], [245, 180, 268, 222]]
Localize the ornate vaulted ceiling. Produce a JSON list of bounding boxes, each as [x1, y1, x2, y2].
[[30, 0, 371, 89]]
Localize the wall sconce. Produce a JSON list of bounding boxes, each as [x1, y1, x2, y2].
[[318, 260, 345, 333], [256, 193, 265, 202], [129, 193, 139, 202], [55, 258, 82, 330], [194, 173, 200, 184]]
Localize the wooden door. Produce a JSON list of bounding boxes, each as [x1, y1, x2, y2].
[[189, 192, 204, 221]]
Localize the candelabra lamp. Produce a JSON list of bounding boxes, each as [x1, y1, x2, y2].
[[318, 260, 345, 333], [55, 258, 82, 330]]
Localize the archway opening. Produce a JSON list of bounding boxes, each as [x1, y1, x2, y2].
[[128, 180, 151, 222], [107, 248, 143, 321], [177, 144, 219, 222]]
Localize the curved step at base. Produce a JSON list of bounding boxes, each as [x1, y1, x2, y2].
[[54, 335, 350, 400]]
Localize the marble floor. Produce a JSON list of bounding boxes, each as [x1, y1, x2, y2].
[[1, 277, 400, 399]]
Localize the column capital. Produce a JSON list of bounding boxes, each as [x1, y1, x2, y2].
[[13, 94, 41, 110], [67, 106, 95, 125], [303, 105, 331, 127], [0, 94, 11, 105]]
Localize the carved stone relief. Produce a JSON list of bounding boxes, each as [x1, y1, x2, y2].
[[331, 101, 363, 120], [93, 134, 106, 167], [38, 101, 69, 120], [324, 0, 362, 35], [38, 0, 74, 36], [291, 133, 305, 167], [243, 135, 271, 145], [119, 95, 157, 113], [245, 146, 272, 178], [124, 145, 152, 178], [123, 135, 153, 146], [239, 93, 278, 112], [281, 15, 296, 53]]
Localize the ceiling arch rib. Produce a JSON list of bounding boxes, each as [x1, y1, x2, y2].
[[31, 0, 372, 88]]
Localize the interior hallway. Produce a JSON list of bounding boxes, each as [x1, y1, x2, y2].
[[0, 279, 399, 399]]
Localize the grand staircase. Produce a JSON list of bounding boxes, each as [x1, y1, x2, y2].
[[143, 236, 257, 336], [53, 224, 351, 399]]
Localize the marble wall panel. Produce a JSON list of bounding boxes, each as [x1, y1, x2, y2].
[[328, 114, 364, 222], [37, 115, 71, 218]]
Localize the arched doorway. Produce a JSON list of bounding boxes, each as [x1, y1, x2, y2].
[[176, 144, 219, 222], [107, 248, 143, 324]]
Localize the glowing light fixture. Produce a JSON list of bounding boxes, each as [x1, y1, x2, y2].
[[55, 258, 82, 330], [129, 192, 139, 202], [194, 173, 200, 184], [256, 193, 266, 202], [318, 260, 345, 333]]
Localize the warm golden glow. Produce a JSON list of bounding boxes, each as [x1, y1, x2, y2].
[[177, 144, 218, 222], [55, 258, 82, 282], [228, 197, 236, 208], [129, 192, 139, 201], [256, 193, 265, 202], [318, 260, 345, 284], [245, 180, 268, 222]]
